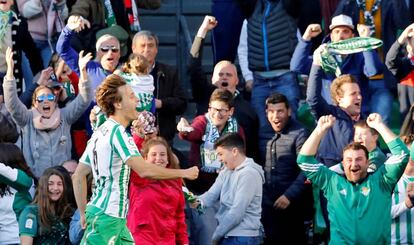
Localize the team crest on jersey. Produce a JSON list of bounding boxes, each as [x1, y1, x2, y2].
[[361, 187, 370, 196], [339, 189, 347, 196], [100, 126, 109, 136], [25, 218, 33, 229]]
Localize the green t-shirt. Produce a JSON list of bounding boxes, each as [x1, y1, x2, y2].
[[19, 204, 69, 245]]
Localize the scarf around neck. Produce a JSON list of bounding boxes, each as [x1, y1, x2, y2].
[[200, 113, 238, 173], [32, 107, 61, 130]]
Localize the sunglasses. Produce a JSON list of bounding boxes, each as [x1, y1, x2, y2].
[[36, 94, 56, 103], [100, 46, 120, 53]]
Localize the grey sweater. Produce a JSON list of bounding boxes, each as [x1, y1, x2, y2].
[[3, 78, 92, 178], [199, 157, 264, 241]]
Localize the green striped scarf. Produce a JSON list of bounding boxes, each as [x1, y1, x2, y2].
[[321, 37, 383, 77]]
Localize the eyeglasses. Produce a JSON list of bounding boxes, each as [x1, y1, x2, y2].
[[208, 107, 230, 115], [100, 46, 120, 53], [36, 94, 56, 103]]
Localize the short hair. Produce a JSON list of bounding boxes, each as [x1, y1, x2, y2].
[[343, 142, 369, 159], [354, 120, 378, 136], [32, 85, 54, 105], [209, 88, 234, 108], [95, 34, 120, 52], [122, 53, 150, 75], [213, 60, 237, 74], [96, 74, 126, 116], [133, 30, 159, 47], [214, 133, 245, 155], [330, 74, 359, 105], [265, 92, 290, 109]]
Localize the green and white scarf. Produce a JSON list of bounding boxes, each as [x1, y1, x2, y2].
[[321, 37, 383, 77], [200, 113, 238, 173], [356, 0, 381, 36], [0, 10, 11, 41]]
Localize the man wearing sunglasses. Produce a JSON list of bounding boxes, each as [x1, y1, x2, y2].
[[56, 16, 121, 92]]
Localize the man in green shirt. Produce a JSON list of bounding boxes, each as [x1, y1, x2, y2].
[[297, 113, 409, 244]]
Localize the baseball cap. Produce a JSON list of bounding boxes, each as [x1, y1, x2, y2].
[[329, 14, 354, 31]]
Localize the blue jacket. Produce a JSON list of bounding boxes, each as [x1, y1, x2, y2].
[[306, 64, 362, 167], [291, 34, 383, 100], [56, 27, 113, 92]]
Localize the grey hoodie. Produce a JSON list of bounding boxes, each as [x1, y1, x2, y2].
[[199, 157, 265, 241]]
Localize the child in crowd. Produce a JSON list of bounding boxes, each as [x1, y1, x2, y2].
[[0, 143, 36, 245], [19, 167, 74, 244], [118, 53, 155, 113]]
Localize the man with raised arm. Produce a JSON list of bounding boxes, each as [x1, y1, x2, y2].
[[72, 74, 198, 244], [297, 113, 409, 244]]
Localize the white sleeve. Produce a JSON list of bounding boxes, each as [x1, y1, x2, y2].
[[237, 20, 253, 82], [391, 201, 409, 219]]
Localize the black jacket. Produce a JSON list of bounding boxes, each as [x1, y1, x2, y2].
[[263, 119, 309, 206], [151, 62, 187, 143]]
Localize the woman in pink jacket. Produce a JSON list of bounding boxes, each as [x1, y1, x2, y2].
[[127, 135, 189, 245]]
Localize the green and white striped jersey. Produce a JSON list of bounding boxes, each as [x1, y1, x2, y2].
[[391, 175, 414, 245], [80, 118, 140, 218]]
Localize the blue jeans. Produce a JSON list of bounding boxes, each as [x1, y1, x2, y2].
[[219, 236, 260, 245], [368, 79, 393, 126], [251, 72, 300, 161], [188, 203, 219, 245]]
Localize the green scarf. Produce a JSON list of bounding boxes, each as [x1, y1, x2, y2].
[[103, 0, 116, 26], [0, 10, 11, 41], [200, 113, 238, 173], [320, 37, 383, 77]]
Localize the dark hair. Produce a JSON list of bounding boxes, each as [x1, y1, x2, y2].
[[330, 74, 359, 105], [53, 166, 77, 209], [214, 133, 245, 154], [34, 167, 74, 233], [141, 137, 179, 169], [354, 120, 378, 135], [96, 74, 126, 116], [209, 88, 234, 108], [343, 142, 369, 159], [0, 143, 35, 197], [265, 92, 290, 109]]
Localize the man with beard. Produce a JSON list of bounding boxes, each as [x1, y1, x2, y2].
[[297, 113, 409, 244]]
